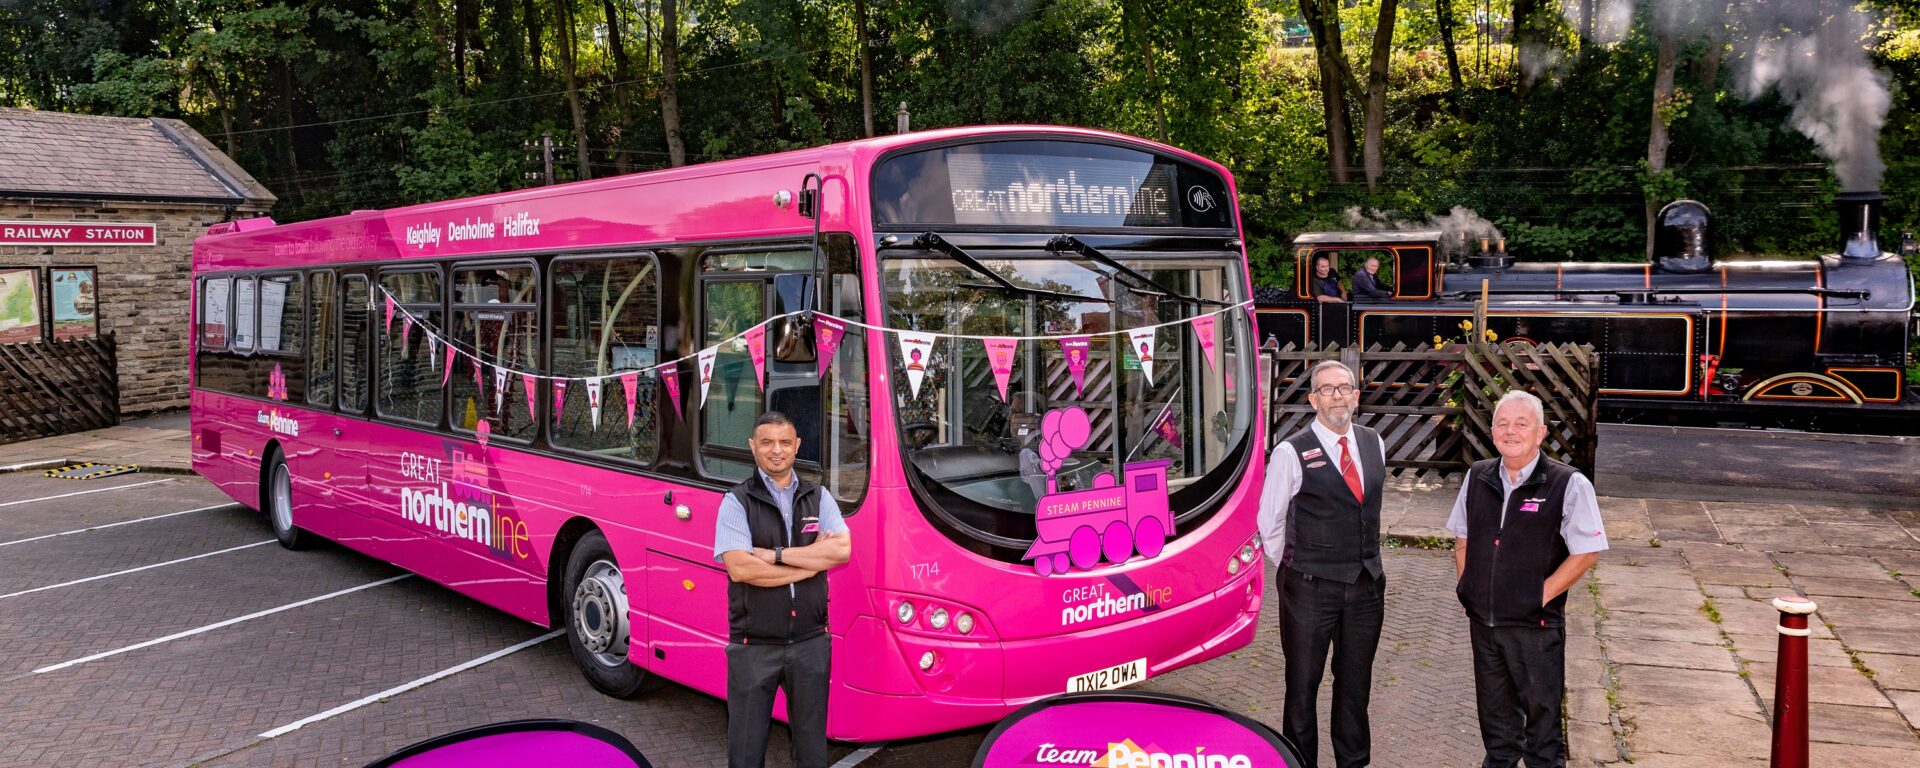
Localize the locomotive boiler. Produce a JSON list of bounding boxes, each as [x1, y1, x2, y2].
[[1255, 194, 1916, 425]]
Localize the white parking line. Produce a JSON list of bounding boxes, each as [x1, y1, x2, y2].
[[833, 743, 889, 767], [257, 629, 566, 739], [33, 574, 415, 674], [0, 502, 243, 549], [0, 540, 274, 601], [0, 478, 174, 508]]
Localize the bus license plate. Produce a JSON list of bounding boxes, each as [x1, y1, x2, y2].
[[1066, 658, 1148, 693]]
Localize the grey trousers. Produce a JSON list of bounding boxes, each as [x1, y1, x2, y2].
[[726, 633, 832, 768]]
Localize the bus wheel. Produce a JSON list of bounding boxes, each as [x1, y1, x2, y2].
[[564, 531, 649, 698], [264, 451, 308, 550]]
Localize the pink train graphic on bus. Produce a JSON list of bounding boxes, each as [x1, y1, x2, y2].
[[1021, 407, 1174, 576]]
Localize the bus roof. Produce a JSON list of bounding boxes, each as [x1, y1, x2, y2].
[[193, 125, 1234, 271]]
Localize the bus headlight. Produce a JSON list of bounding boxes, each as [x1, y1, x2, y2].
[[1227, 556, 1240, 575], [896, 601, 915, 625], [956, 612, 975, 635], [928, 607, 950, 630], [1239, 542, 1257, 565]]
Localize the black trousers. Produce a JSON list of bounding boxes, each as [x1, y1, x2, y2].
[[726, 633, 832, 768], [1278, 565, 1384, 768], [1468, 622, 1566, 768]]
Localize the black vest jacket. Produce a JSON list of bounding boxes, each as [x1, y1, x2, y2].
[[1457, 457, 1578, 628], [726, 474, 830, 645], [1283, 426, 1385, 583]]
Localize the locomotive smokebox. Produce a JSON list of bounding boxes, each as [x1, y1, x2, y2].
[[1836, 190, 1886, 260], [1653, 199, 1713, 273]]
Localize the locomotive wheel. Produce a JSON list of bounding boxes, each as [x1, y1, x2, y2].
[[1034, 554, 1054, 576], [1069, 527, 1101, 570], [1135, 517, 1166, 559], [1103, 521, 1134, 564], [1052, 553, 1070, 573]]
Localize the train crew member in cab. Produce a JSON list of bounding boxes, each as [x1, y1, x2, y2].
[[1310, 255, 1347, 303], [714, 411, 852, 768], [1257, 360, 1386, 767], [1351, 257, 1391, 300], [1447, 391, 1607, 768]]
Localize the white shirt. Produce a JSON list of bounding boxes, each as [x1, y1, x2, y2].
[[1257, 420, 1386, 566], [1443, 454, 1609, 556]]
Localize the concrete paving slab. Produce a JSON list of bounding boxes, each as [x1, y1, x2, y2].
[[1747, 662, 1892, 708], [1621, 705, 1771, 760], [1613, 665, 1756, 705], [1803, 703, 1920, 748], [1703, 501, 1806, 527], [1813, 523, 1920, 550], [1694, 566, 1794, 588], [1592, 563, 1700, 591], [1776, 552, 1902, 580], [1793, 576, 1919, 600], [1717, 524, 1832, 551], [1600, 585, 1708, 616], [1808, 742, 1920, 768], [1859, 653, 1920, 692], [1713, 596, 1836, 638], [1599, 610, 1731, 646], [1677, 543, 1778, 569], [1842, 628, 1920, 656], [1726, 634, 1857, 668], [1603, 636, 1737, 672], [1799, 504, 1900, 524], [1568, 720, 1620, 764], [1815, 596, 1920, 631], [1889, 690, 1920, 731]]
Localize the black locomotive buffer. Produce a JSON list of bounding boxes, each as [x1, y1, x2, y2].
[[1255, 192, 1915, 425]]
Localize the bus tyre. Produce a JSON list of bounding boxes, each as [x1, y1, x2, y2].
[[264, 451, 308, 550], [564, 531, 649, 698]]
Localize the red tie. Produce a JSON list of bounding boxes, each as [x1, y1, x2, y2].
[[1339, 436, 1364, 503]]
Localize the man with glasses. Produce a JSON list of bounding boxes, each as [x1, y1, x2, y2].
[[1257, 359, 1386, 767], [1447, 390, 1606, 768]]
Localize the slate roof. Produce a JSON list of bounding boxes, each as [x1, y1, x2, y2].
[[0, 108, 274, 206]]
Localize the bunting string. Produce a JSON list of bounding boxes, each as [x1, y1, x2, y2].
[[374, 285, 1250, 386]]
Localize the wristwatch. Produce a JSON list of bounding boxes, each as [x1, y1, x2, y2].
[[774, 547, 785, 566]]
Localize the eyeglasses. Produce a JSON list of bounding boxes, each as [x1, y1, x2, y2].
[[1312, 384, 1356, 397]]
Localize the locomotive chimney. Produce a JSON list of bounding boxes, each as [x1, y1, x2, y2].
[[1653, 200, 1713, 274], [1836, 191, 1885, 260]]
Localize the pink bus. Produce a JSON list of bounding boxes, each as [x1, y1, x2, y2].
[[189, 125, 1265, 741]]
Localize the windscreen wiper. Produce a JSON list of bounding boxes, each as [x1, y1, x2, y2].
[[1047, 235, 1230, 307], [914, 232, 1111, 304]]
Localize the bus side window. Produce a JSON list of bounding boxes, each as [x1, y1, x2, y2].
[[308, 271, 336, 407], [452, 264, 539, 443], [377, 269, 445, 427], [550, 255, 661, 463], [340, 276, 371, 414]]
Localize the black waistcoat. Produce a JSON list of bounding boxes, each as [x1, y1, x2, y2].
[[1457, 457, 1578, 628], [1283, 426, 1385, 583], [727, 475, 830, 645]]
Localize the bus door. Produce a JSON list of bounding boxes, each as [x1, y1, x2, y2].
[[324, 272, 376, 520]]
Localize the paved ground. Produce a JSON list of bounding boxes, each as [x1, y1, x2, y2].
[[0, 417, 1915, 767]]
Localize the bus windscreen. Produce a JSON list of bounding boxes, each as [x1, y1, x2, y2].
[[872, 140, 1232, 230]]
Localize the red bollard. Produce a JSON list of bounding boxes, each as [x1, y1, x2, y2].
[[1769, 595, 1817, 768]]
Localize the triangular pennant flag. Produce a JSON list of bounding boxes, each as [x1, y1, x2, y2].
[[982, 337, 1018, 401], [585, 378, 603, 431], [426, 333, 437, 362], [814, 314, 847, 378], [661, 363, 682, 417], [1059, 336, 1091, 396], [402, 316, 412, 349], [441, 341, 456, 386], [522, 374, 536, 419], [621, 372, 639, 429], [494, 365, 508, 413], [471, 355, 482, 387], [1191, 313, 1219, 370], [384, 295, 395, 335], [552, 379, 568, 425], [1150, 404, 1183, 449], [696, 347, 719, 408], [744, 324, 767, 392], [897, 331, 936, 398], [1128, 327, 1158, 383]]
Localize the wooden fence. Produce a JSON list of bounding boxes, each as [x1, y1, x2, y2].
[[1265, 341, 1599, 476], [0, 334, 119, 445]]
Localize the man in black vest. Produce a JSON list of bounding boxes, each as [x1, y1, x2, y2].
[[1257, 359, 1386, 767], [1447, 391, 1607, 768], [714, 411, 852, 768]]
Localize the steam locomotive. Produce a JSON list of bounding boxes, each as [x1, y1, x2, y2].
[[1254, 193, 1917, 427]]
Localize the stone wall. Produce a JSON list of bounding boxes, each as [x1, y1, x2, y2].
[[0, 198, 270, 414]]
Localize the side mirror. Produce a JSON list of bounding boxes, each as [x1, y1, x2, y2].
[[773, 272, 817, 364]]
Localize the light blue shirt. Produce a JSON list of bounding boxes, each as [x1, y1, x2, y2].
[[1444, 454, 1609, 556], [712, 469, 849, 565]]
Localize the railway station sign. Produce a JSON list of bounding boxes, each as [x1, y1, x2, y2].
[[974, 691, 1300, 768], [0, 221, 157, 246]]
